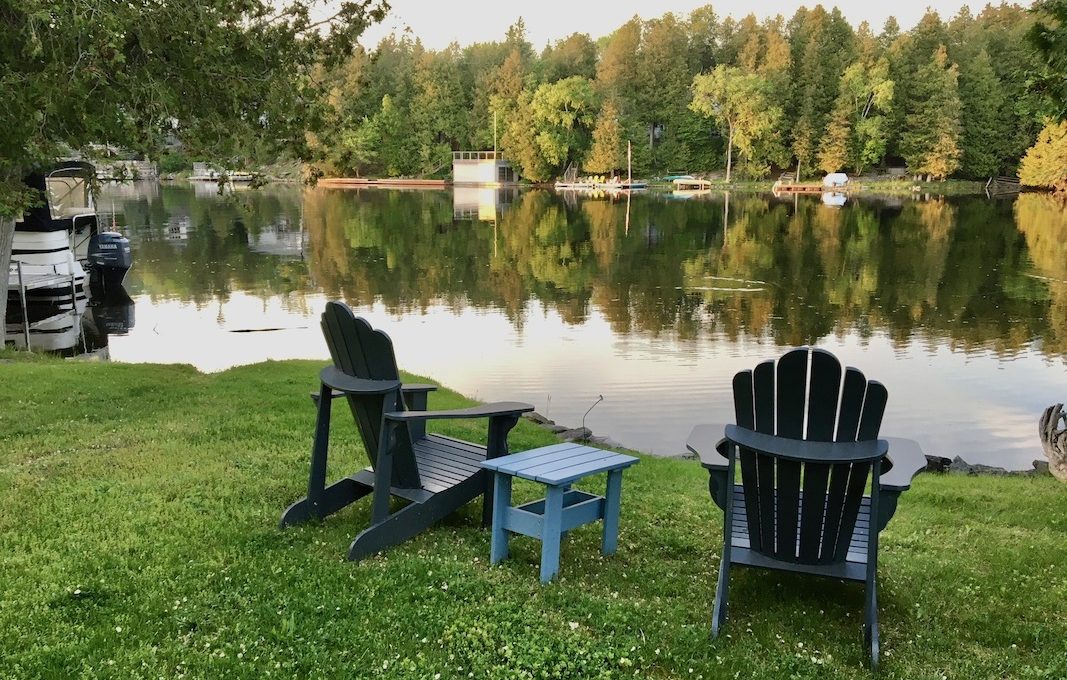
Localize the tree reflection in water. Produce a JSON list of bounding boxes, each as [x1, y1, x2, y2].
[[297, 187, 1062, 360]]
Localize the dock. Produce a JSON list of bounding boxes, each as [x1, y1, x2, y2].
[[771, 182, 827, 193], [319, 178, 448, 189]]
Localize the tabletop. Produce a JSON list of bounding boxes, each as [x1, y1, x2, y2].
[[482, 443, 639, 486]]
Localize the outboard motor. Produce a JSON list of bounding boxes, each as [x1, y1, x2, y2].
[[87, 231, 132, 292]]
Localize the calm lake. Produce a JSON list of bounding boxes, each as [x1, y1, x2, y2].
[[95, 181, 1067, 469]]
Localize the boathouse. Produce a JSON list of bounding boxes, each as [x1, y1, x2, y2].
[[452, 151, 515, 186]]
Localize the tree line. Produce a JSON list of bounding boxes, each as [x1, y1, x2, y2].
[[310, 3, 1062, 184]]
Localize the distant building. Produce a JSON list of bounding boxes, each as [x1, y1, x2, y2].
[[452, 151, 515, 186]]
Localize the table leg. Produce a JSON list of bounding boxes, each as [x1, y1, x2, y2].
[[602, 469, 623, 556], [561, 484, 571, 541], [540, 485, 565, 583], [490, 472, 512, 565]]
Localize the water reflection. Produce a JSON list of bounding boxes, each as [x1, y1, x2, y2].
[[98, 182, 1067, 468], [5, 286, 135, 357]]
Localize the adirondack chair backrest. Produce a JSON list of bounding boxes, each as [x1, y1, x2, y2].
[[320, 302, 418, 486], [732, 347, 888, 565]]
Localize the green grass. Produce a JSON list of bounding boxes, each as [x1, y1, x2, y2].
[[1, 357, 1065, 678]]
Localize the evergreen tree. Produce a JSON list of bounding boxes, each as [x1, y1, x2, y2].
[[901, 47, 962, 179], [539, 33, 598, 82], [1029, 0, 1067, 119], [411, 48, 468, 174], [818, 98, 852, 173], [485, 49, 528, 148], [502, 90, 550, 181], [786, 6, 856, 179], [585, 101, 624, 173], [686, 4, 721, 73], [957, 49, 1005, 177], [372, 95, 417, 177], [635, 14, 692, 168], [596, 18, 642, 108]]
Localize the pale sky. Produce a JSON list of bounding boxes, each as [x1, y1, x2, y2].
[[354, 0, 999, 50]]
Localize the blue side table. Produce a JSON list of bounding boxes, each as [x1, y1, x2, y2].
[[481, 443, 639, 583]]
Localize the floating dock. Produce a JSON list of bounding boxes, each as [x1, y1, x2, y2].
[[319, 178, 448, 189], [771, 181, 830, 193]]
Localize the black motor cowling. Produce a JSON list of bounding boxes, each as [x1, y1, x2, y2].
[[87, 231, 132, 291]]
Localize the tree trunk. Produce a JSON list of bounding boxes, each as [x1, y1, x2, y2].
[[1039, 404, 1067, 482], [725, 124, 734, 183], [0, 216, 14, 340]]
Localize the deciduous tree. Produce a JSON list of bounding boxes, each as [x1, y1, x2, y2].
[[0, 0, 386, 326], [690, 66, 782, 181], [1019, 120, 1067, 192]]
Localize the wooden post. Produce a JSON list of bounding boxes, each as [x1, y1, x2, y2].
[[0, 216, 14, 340], [627, 140, 632, 186], [1039, 404, 1067, 482], [16, 261, 29, 347]]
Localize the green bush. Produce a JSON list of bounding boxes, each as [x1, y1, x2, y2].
[[158, 152, 190, 174]]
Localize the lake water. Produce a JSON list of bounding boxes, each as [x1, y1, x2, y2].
[[93, 181, 1067, 469]]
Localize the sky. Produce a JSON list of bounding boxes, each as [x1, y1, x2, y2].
[[353, 0, 992, 50]]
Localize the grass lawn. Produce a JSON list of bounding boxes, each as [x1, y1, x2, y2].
[[1, 357, 1065, 678]]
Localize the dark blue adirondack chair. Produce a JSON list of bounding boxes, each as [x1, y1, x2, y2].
[[686, 347, 926, 669], [280, 302, 534, 561]]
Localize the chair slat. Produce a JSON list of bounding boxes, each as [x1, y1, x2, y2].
[[820, 462, 852, 562], [835, 367, 867, 442], [756, 453, 776, 553], [798, 461, 831, 562], [739, 448, 763, 552], [775, 348, 808, 439], [733, 370, 755, 430], [752, 360, 775, 434], [774, 458, 802, 560], [857, 381, 888, 441], [833, 462, 871, 560], [348, 315, 375, 378], [806, 349, 842, 442]]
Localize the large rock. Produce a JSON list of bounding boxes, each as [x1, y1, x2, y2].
[[557, 427, 593, 442], [588, 435, 624, 449], [924, 455, 952, 473], [523, 412, 555, 426], [948, 456, 1009, 476]]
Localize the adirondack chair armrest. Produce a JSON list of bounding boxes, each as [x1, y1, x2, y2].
[[687, 423, 731, 511], [880, 437, 927, 492], [318, 366, 402, 395], [874, 437, 926, 531], [401, 383, 438, 395], [401, 384, 437, 412], [725, 425, 888, 462], [384, 401, 534, 422], [686, 423, 730, 470]]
